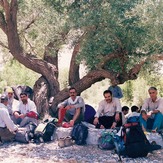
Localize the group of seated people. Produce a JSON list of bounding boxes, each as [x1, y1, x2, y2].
[[0, 86, 163, 144], [57, 86, 163, 133], [0, 87, 38, 143]]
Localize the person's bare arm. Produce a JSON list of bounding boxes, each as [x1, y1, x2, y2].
[[72, 108, 81, 123]]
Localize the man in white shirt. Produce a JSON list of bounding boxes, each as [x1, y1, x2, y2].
[[93, 90, 122, 129], [140, 87, 163, 132], [0, 95, 18, 142], [13, 92, 38, 127], [57, 87, 85, 127]]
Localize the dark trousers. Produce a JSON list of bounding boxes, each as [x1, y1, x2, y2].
[[0, 128, 15, 142], [91, 113, 122, 129]]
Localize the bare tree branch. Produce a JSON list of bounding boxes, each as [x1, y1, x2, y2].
[[0, 41, 9, 49], [0, 11, 7, 34], [0, 0, 4, 8]]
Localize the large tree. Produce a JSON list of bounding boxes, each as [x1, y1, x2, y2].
[[0, 0, 163, 116]]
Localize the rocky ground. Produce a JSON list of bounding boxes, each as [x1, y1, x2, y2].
[[0, 140, 163, 163]]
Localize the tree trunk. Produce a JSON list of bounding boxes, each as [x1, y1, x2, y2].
[[33, 76, 49, 118], [69, 43, 80, 85]]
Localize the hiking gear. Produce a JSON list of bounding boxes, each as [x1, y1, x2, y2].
[[62, 122, 73, 128], [98, 131, 115, 150], [58, 137, 65, 148], [127, 116, 139, 123], [26, 111, 39, 120], [34, 118, 58, 143], [64, 136, 73, 147], [84, 104, 96, 123], [58, 108, 67, 124], [113, 123, 150, 160], [15, 128, 29, 143], [71, 123, 88, 145]]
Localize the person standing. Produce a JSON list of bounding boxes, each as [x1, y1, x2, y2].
[[93, 90, 122, 129], [140, 87, 163, 132], [108, 82, 123, 99]]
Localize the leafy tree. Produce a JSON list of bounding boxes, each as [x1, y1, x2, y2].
[[0, 0, 163, 116], [0, 59, 40, 88]]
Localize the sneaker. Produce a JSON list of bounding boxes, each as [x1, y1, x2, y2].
[[58, 137, 65, 148], [64, 136, 73, 147], [62, 122, 72, 128]]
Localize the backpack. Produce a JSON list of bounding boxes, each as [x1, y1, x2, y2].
[[98, 131, 115, 150], [113, 122, 150, 160], [15, 128, 30, 144], [34, 118, 58, 143], [124, 123, 150, 158], [71, 123, 88, 145]]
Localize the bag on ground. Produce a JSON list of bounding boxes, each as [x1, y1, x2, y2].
[[15, 128, 29, 143], [34, 118, 58, 143], [113, 123, 150, 159], [71, 123, 88, 145], [98, 131, 115, 150]]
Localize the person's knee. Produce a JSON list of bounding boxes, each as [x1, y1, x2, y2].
[[155, 112, 163, 119]]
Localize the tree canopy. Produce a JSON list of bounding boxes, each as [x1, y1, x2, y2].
[[0, 0, 163, 116]]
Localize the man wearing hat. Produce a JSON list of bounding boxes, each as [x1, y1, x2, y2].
[[0, 94, 18, 142], [4, 87, 19, 116]]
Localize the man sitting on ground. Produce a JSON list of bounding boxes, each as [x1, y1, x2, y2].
[[126, 105, 140, 122], [140, 87, 163, 132], [13, 92, 38, 127], [0, 95, 18, 143], [122, 106, 129, 116], [57, 87, 85, 127], [4, 87, 19, 118], [93, 90, 122, 129]]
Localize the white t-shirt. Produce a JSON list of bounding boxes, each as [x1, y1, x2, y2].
[[16, 99, 37, 114], [0, 103, 18, 132]]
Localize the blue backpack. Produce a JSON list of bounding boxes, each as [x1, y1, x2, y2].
[[71, 123, 88, 145]]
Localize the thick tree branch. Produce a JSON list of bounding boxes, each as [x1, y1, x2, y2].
[[96, 53, 119, 69], [150, 54, 163, 60], [0, 41, 8, 49], [0, 11, 7, 33], [69, 43, 80, 85], [0, 0, 4, 7], [51, 69, 117, 112]]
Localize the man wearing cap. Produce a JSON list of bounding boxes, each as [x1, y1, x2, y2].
[[0, 94, 18, 142], [13, 92, 38, 127], [140, 87, 163, 132], [4, 87, 19, 116]]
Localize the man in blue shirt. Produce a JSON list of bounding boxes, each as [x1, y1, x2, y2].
[[108, 82, 123, 99]]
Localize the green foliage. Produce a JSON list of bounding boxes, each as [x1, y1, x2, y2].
[[17, 0, 69, 57], [121, 80, 133, 106], [65, 0, 154, 71], [0, 59, 40, 92]]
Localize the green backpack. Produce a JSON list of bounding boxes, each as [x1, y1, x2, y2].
[[98, 131, 115, 150]]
